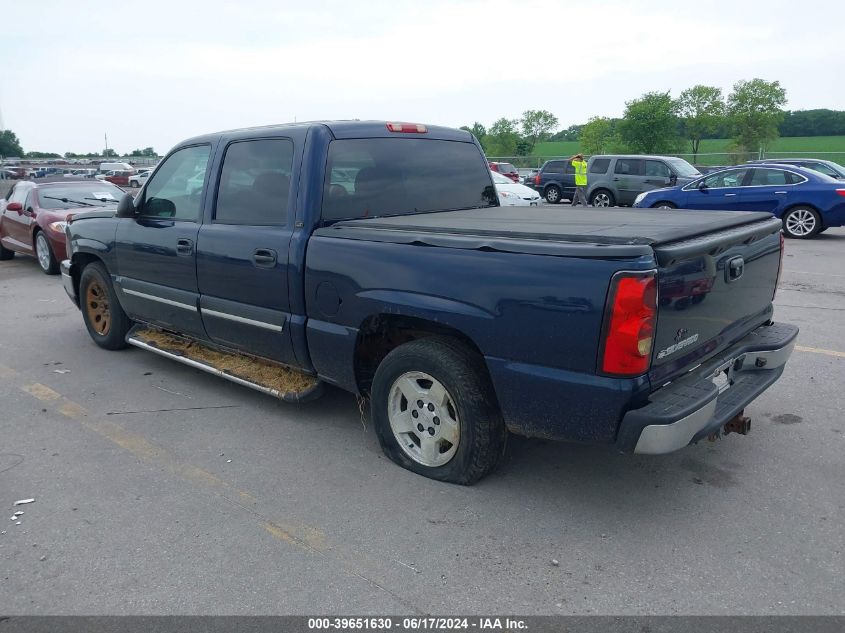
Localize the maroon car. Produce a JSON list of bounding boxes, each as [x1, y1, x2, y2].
[[0, 180, 125, 274], [489, 161, 520, 182]]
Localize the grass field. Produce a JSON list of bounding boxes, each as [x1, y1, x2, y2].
[[521, 135, 845, 166]]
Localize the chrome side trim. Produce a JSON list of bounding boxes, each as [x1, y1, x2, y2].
[[127, 337, 283, 398], [122, 288, 196, 312], [634, 398, 718, 455], [201, 308, 284, 333]]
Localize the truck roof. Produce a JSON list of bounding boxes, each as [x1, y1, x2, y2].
[[177, 120, 473, 146]]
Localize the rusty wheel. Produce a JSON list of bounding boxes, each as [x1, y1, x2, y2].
[[79, 262, 130, 350], [85, 281, 111, 336]]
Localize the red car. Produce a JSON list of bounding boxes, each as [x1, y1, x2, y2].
[[0, 180, 125, 274], [489, 161, 520, 183]]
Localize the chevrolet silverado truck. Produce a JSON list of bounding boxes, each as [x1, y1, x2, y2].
[[60, 121, 798, 484]]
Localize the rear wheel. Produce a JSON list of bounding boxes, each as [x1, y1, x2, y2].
[[35, 231, 59, 275], [80, 262, 131, 350], [782, 207, 821, 239], [544, 185, 562, 204], [371, 337, 506, 485], [590, 189, 615, 207]]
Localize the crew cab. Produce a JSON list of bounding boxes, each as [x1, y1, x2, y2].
[[60, 121, 798, 484]]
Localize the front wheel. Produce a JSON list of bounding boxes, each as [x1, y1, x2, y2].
[[783, 207, 821, 239], [79, 262, 132, 350], [371, 338, 506, 485], [35, 232, 59, 275], [590, 189, 615, 207], [652, 201, 677, 210]]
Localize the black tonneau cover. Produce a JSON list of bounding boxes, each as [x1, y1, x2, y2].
[[316, 207, 775, 258]]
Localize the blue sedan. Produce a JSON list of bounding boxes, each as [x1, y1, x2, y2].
[[633, 163, 845, 239]]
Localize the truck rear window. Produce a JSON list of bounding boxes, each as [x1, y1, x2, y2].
[[321, 139, 496, 221]]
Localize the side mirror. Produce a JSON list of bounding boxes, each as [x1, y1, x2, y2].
[[115, 193, 137, 218], [669, 174, 678, 186], [6, 202, 22, 213], [698, 180, 708, 191]]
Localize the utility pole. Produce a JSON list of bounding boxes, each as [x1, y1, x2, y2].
[[104, 133, 109, 156]]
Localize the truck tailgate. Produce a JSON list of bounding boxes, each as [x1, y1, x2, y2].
[[650, 216, 783, 385]]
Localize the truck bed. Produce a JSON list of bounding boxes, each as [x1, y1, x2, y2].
[[320, 207, 775, 249]]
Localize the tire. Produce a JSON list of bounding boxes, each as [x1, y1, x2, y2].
[[79, 262, 131, 350], [544, 185, 562, 204], [371, 337, 506, 485], [782, 206, 822, 239], [590, 189, 615, 207], [34, 231, 59, 275], [0, 239, 14, 260], [652, 201, 677, 209]]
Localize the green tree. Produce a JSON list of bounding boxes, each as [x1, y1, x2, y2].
[[25, 151, 62, 159], [727, 78, 787, 153], [0, 130, 24, 158], [485, 118, 520, 156], [677, 85, 724, 163], [617, 91, 680, 154], [520, 109, 559, 152], [579, 116, 616, 155], [102, 148, 118, 157], [460, 123, 488, 151], [550, 124, 583, 142]]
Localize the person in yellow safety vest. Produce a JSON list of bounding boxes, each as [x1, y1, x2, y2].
[[570, 153, 589, 207]]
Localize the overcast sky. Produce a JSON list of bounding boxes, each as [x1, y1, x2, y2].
[[1, 0, 842, 155]]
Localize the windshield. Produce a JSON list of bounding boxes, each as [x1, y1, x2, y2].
[[321, 138, 496, 221], [490, 171, 513, 185], [38, 183, 124, 209], [666, 158, 701, 177]]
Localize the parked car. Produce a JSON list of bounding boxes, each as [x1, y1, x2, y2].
[[0, 180, 125, 273], [488, 161, 520, 182], [57, 120, 796, 484], [128, 169, 152, 188], [98, 162, 134, 174], [586, 155, 702, 207], [491, 170, 541, 206], [104, 170, 133, 186], [632, 164, 845, 239], [531, 159, 577, 203], [521, 168, 539, 186], [746, 158, 845, 180]]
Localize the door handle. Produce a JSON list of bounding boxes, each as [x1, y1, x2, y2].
[[774, 191, 787, 194], [612, 177, 620, 181], [252, 248, 277, 268], [724, 193, 737, 197], [176, 238, 194, 256]]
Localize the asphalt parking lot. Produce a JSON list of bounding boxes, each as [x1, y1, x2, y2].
[[0, 223, 843, 615]]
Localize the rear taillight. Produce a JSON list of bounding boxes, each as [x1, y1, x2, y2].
[[599, 271, 658, 376], [836, 189, 845, 197], [773, 231, 785, 300], [533, 173, 541, 185]]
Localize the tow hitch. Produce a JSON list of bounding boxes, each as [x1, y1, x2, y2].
[[723, 411, 751, 436]]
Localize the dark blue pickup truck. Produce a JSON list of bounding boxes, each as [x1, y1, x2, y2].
[[60, 120, 798, 484]]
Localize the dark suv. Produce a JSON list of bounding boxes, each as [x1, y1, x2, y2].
[[531, 159, 577, 203]]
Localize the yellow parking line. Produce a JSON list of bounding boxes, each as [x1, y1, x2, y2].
[[0, 364, 18, 378], [20, 383, 62, 401], [795, 345, 845, 359]]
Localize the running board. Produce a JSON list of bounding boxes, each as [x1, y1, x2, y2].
[[126, 326, 323, 403]]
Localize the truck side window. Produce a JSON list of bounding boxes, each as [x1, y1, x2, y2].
[[645, 160, 671, 178], [589, 159, 610, 174], [614, 159, 644, 176], [214, 139, 294, 226], [139, 145, 210, 221]]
